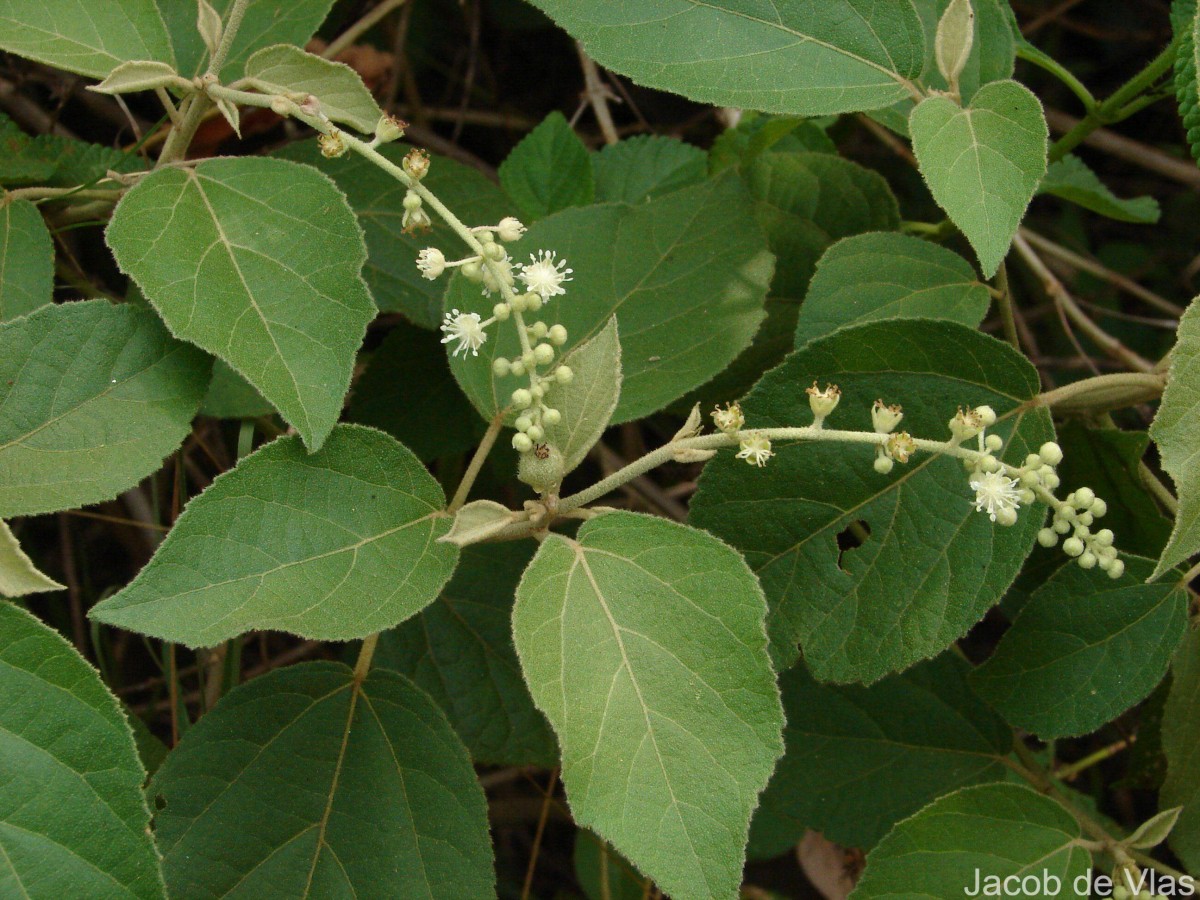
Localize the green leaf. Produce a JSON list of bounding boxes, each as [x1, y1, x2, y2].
[[449, 173, 773, 424], [690, 319, 1053, 682], [910, 80, 1048, 277], [346, 320, 485, 462], [499, 112, 594, 221], [276, 140, 511, 328], [0, 602, 165, 898], [0, 113, 145, 188], [0, 0, 172, 80], [679, 152, 899, 408], [90, 425, 458, 647], [970, 556, 1188, 739], [1172, 0, 1200, 165], [919, 0, 1016, 101], [574, 832, 648, 900], [243, 44, 383, 135], [794, 232, 991, 347], [1163, 626, 1200, 871], [850, 784, 1091, 899], [0, 520, 64, 596], [149, 661, 494, 898], [708, 114, 837, 175], [375, 542, 557, 766], [0, 300, 210, 518], [0, 199, 53, 322], [526, 0, 926, 116], [592, 135, 707, 203], [106, 156, 375, 451], [161, 0, 335, 80], [513, 511, 785, 900], [440, 501, 516, 548], [89, 60, 186, 95], [545, 316, 621, 475], [1126, 806, 1183, 850], [750, 653, 1011, 858], [1039, 155, 1161, 224], [199, 359, 274, 420], [1150, 296, 1200, 578]]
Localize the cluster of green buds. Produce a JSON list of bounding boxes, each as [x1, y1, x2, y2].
[[710, 382, 1124, 577], [399, 149, 433, 233]]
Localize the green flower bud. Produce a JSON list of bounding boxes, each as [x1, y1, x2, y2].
[[1037, 528, 1058, 547], [543, 408, 561, 425], [1078, 551, 1097, 569], [1091, 498, 1108, 518], [492, 357, 511, 377], [1039, 441, 1064, 466], [984, 433, 1004, 452], [510, 358, 526, 376], [533, 343, 555, 365], [511, 388, 532, 409], [528, 321, 548, 339], [873, 455, 894, 474], [548, 324, 568, 345], [1063, 536, 1085, 557], [493, 302, 511, 321], [526, 424, 544, 442], [514, 415, 532, 432], [512, 432, 533, 453], [461, 259, 483, 282], [483, 242, 507, 261], [1074, 487, 1096, 508], [518, 442, 565, 493], [555, 366, 574, 384], [1109, 559, 1126, 579], [525, 293, 543, 312], [994, 507, 1018, 527]]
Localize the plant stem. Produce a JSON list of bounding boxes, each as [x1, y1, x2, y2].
[[1031, 372, 1165, 414], [1140, 462, 1179, 516], [1048, 37, 1178, 163], [353, 633, 379, 682], [1054, 738, 1132, 781], [994, 262, 1020, 351], [1016, 44, 1098, 112], [206, 0, 253, 77], [449, 413, 505, 512]]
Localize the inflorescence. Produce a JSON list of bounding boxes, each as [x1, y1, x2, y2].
[[709, 382, 1125, 578], [411, 161, 574, 458]]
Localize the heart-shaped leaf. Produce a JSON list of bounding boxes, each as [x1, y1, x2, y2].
[[910, 80, 1048, 277]]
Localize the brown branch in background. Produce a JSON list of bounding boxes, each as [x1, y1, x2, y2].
[[56, 514, 87, 655], [1013, 233, 1158, 373], [1044, 108, 1200, 191], [323, 0, 409, 61], [577, 44, 621, 146]]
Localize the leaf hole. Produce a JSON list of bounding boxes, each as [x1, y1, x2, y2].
[[835, 520, 871, 573]]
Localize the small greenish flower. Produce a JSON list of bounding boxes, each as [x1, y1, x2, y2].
[[736, 434, 773, 467]]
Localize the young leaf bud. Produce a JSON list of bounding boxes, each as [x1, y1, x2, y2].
[[935, 0, 975, 93]]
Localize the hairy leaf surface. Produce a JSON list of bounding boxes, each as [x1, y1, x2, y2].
[[0, 199, 53, 322], [500, 111, 594, 220], [1163, 627, 1200, 871]]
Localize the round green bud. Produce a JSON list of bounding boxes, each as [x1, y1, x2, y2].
[[1053, 517, 1072, 534], [492, 357, 511, 377], [1113, 887, 1131, 900], [534, 343, 555, 365], [1021, 471, 1040, 488], [511, 388, 532, 409], [509, 293, 527, 313], [1094, 528, 1114, 547], [1025, 453, 1042, 468], [548, 324, 568, 346], [1037, 528, 1058, 547], [510, 358, 526, 376], [526, 425, 544, 442], [1042, 471, 1061, 490], [514, 415, 532, 432], [493, 302, 511, 321], [995, 507, 1018, 527], [873, 455, 894, 475], [483, 242, 506, 261], [980, 455, 1000, 473], [478, 229, 495, 244], [402, 192, 422, 212], [984, 434, 1004, 452], [530, 384, 545, 400], [1091, 498, 1108, 518], [1109, 559, 1126, 579], [528, 321, 548, 339], [975, 405, 997, 426], [524, 293, 543, 312], [461, 260, 483, 282], [1076, 512, 1093, 527], [1078, 551, 1097, 569], [521, 351, 536, 369], [1063, 536, 1085, 557], [517, 442, 565, 493], [1038, 442, 1064, 466], [1019, 488, 1036, 505], [1074, 487, 1096, 508], [512, 432, 533, 453], [555, 366, 574, 384], [543, 408, 561, 425]]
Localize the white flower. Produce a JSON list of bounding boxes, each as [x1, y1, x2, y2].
[[518, 250, 573, 300], [871, 399, 903, 434], [712, 402, 745, 434], [417, 248, 446, 280], [440, 310, 487, 357], [497, 217, 526, 242], [969, 470, 1022, 522], [736, 434, 774, 467]]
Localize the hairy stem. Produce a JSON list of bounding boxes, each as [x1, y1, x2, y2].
[[448, 413, 505, 512]]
